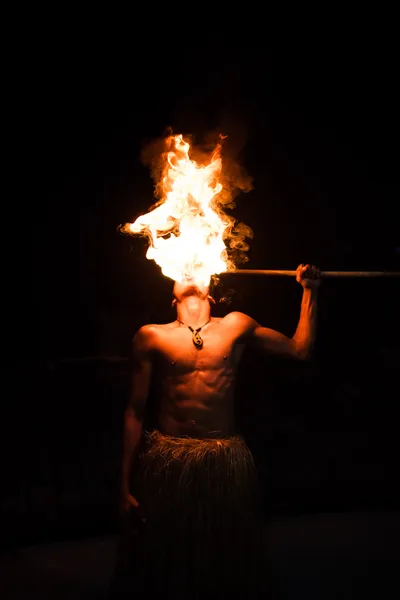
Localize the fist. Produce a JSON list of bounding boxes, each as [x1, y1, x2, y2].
[[120, 491, 139, 514], [296, 264, 321, 289]]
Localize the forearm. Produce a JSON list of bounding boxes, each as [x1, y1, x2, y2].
[[121, 408, 143, 491], [292, 288, 318, 359]]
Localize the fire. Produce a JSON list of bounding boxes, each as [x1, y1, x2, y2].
[[120, 133, 252, 287]]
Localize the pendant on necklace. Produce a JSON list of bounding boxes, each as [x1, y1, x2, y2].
[[177, 318, 210, 349], [190, 329, 204, 348]]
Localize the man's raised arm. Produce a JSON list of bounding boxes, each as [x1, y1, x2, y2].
[[241, 264, 321, 360]]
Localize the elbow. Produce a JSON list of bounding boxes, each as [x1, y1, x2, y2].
[[294, 343, 312, 361]]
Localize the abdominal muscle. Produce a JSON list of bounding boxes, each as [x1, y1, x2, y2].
[[157, 368, 237, 439]]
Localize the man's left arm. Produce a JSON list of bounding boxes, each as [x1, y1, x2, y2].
[[246, 264, 321, 360]]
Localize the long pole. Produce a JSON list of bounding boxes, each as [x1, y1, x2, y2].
[[222, 270, 400, 278]]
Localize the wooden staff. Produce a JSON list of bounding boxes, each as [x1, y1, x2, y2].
[[222, 270, 400, 278]]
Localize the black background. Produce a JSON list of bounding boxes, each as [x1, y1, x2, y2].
[[3, 40, 400, 546], [20, 43, 399, 359]]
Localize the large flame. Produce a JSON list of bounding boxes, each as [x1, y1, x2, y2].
[[121, 133, 252, 287]]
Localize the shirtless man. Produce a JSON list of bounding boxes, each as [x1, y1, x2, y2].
[[120, 263, 321, 512]]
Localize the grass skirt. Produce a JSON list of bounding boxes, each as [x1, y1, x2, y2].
[[110, 430, 266, 598]]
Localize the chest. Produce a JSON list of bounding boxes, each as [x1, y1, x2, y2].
[[155, 326, 242, 373]]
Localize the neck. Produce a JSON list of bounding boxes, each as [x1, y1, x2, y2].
[[176, 297, 210, 328]]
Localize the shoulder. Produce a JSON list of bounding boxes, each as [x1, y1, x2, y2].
[[222, 311, 257, 325], [133, 321, 177, 347], [132, 324, 164, 352], [221, 311, 259, 335]]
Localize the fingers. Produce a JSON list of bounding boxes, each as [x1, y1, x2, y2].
[[127, 495, 147, 523], [297, 264, 320, 277], [309, 265, 321, 280], [314, 265, 321, 280], [128, 494, 139, 508], [296, 264, 322, 286], [121, 493, 140, 514], [307, 264, 317, 280], [304, 264, 312, 278], [296, 264, 308, 281]]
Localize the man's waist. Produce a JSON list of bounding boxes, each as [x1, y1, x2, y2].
[[144, 428, 246, 453], [157, 408, 234, 439]]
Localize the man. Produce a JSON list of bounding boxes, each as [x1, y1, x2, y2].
[[112, 264, 320, 598]]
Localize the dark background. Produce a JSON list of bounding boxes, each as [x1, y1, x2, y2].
[[26, 44, 400, 359], [3, 42, 400, 548]]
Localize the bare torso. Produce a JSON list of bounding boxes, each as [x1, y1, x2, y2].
[[148, 315, 247, 439]]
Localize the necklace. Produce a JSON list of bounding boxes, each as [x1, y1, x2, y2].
[[177, 318, 210, 349]]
